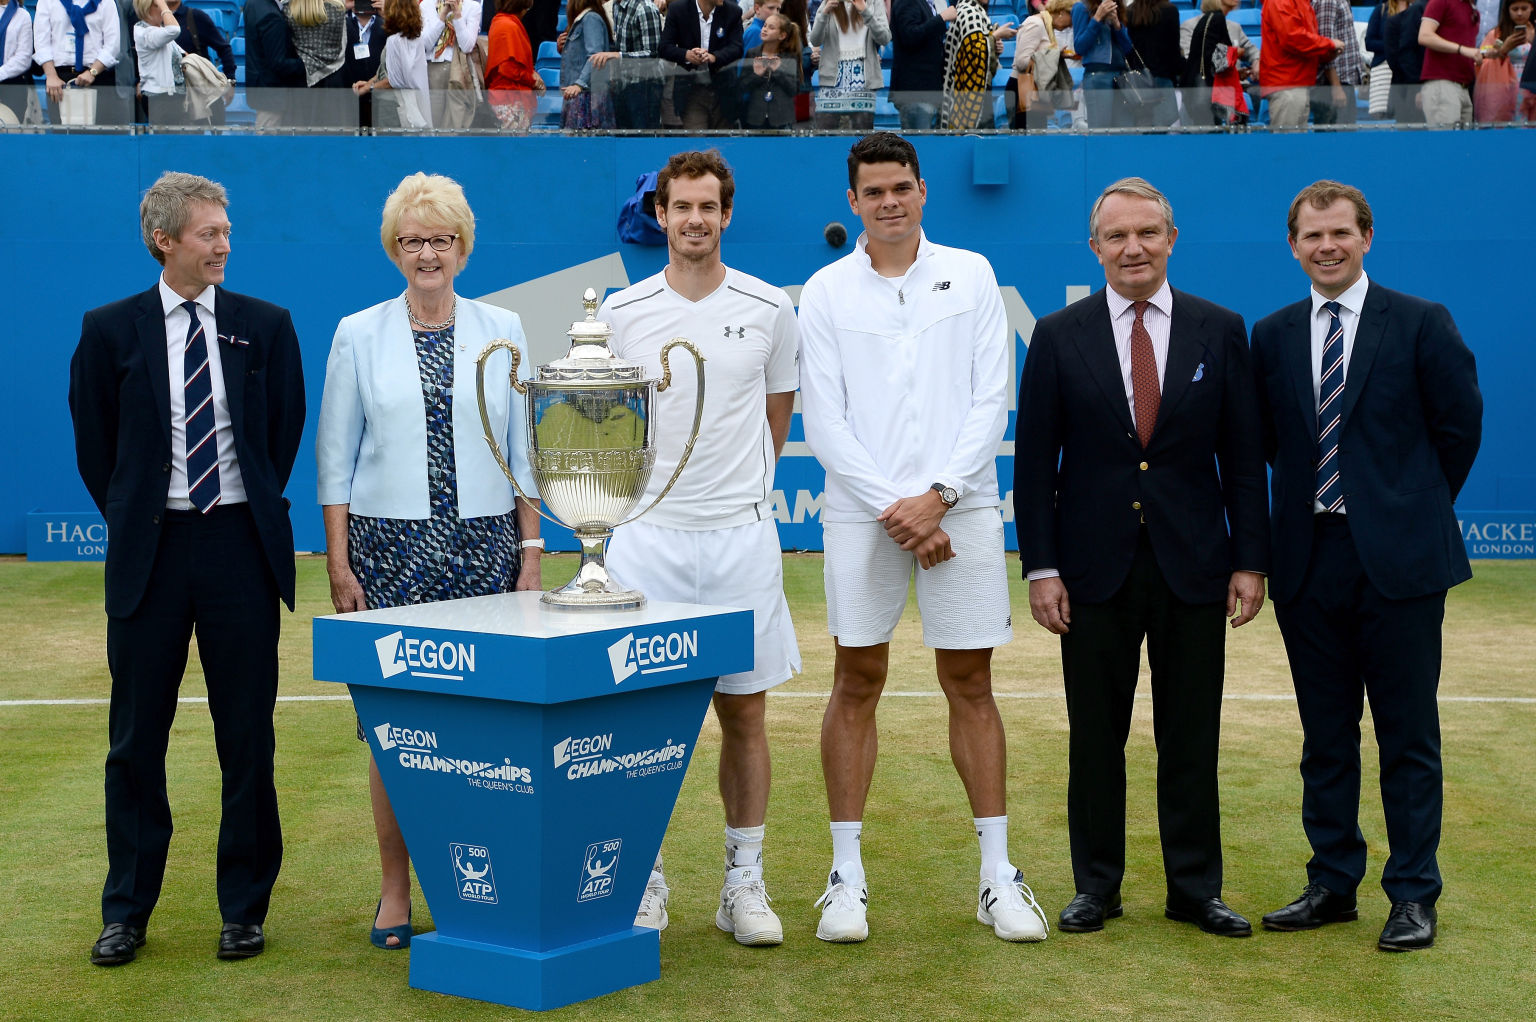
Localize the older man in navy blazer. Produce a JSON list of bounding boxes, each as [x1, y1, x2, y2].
[[1014, 177, 1269, 939], [1252, 180, 1481, 952], [659, 0, 743, 128], [69, 171, 305, 966]]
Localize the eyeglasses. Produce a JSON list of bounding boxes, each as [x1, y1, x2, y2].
[[396, 234, 459, 253]]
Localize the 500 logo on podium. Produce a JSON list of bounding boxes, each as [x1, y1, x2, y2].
[[451, 843, 499, 904], [577, 839, 622, 903]]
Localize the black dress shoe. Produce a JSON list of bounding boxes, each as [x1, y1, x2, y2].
[[1378, 901, 1436, 951], [1165, 896, 1252, 937], [1058, 892, 1123, 933], [217, 923, 266, 959], [1261, 882, 1359, 931], [90, 922, 146, 966]]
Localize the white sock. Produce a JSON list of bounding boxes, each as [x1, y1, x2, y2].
[[975, 815, 1012, 879], [830, 821, 864, 883], [725, 824, 765, 875]]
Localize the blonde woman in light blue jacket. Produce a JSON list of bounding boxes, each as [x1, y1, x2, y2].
[[315, 171, 541, 951]]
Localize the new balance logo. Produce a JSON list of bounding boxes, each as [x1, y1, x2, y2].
[[723, 325, 746, 338], [932, 281, 951, 291]]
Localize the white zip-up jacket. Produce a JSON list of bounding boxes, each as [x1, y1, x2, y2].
[[798, 230, 1009, 523]]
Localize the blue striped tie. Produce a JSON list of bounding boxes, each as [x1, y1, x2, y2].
[[182, 300, 221, 513], [1315, 300, 1345, 512]]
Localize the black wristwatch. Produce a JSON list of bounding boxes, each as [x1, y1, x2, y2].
[[930, 483, 959, 508]]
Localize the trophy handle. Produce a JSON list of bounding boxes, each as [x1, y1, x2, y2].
[[618, 337, 707, 527], [475, 339, 565, 531]]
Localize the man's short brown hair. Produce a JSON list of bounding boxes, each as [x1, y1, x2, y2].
[[1288, 180, 1373, 239], [655, 150, 735, 213]]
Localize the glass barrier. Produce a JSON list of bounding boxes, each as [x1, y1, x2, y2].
[[2, 61, 1531, 135]]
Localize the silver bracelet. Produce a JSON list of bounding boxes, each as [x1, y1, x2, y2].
[[520, 538, 545, 550]]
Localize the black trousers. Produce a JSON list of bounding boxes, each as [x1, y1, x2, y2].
[[102, 505, 283, 928], [1273, 514, 1445, 905], [1060, 529, 1227, 902]]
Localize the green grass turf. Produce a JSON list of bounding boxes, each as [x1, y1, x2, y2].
[[2, 555, 1533, 1021]]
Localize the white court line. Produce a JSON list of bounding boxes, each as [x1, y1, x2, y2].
[[4, 693, 1534, 707]]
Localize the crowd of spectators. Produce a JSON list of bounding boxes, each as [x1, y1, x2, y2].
[[0, 0, 1532, 128]]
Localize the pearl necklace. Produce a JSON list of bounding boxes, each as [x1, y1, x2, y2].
[[404, 292, 456, 332]]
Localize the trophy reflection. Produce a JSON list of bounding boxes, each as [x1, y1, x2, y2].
[[476, 289, 705, 609]]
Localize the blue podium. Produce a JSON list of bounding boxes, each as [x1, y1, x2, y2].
[[312, 592, 753, 1010]]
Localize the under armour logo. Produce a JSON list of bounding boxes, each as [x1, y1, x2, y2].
[[723, 326, 745, 338], [932, 281, 951, 291]]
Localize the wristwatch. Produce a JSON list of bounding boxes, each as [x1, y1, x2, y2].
[[930, 483, 959, 508], [520, 537, 545, 550]]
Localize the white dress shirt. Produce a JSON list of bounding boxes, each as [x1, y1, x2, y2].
[[1, 4, 34, 81], [421, 0, 480, 61], [159, 277, 248, 508], [1309, 271, 1369, 514], [134, 21, 180, 95], [383, 8, 440, 128], [798, 229, 1010, 522], [1105, 278, 1173, 421], [33, 0, 120, 71]]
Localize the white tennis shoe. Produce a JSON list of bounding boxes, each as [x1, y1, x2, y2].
[[814, 863, 869, 943], [716, 866, 783, 946], [977, 865, 1049, 942], [635, 869, 670, 931]]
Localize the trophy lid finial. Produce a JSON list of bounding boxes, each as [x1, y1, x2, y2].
[[582, 288, 599, 320]]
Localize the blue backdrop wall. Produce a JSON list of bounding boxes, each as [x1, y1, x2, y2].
[[6, 132, 1532, 557]]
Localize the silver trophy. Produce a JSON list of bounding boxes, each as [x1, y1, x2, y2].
[[475, 288, 706, 610]]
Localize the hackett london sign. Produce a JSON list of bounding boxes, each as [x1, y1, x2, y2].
[[27, 512, 108, 561]]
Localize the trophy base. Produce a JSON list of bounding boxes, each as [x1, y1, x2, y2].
[[540, 586, 647, 611], [541, 536, 647, 611]]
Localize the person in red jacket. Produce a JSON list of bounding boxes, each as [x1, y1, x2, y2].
[[1260, 0, 1343, 127], [486, 0, 546, 130]]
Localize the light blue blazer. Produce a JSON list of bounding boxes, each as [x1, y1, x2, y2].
[[316, 295, 539, 519]]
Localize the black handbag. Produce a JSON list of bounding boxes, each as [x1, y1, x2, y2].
[[1114, 43, 1159, 107]]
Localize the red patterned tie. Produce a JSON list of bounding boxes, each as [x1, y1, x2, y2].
[[1130, 300, 1160, 448]]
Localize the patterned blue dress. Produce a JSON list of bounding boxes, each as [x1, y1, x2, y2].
[[348, 325, 524, 610]]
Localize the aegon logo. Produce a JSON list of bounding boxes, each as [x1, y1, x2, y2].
[[375, 630, 477, 681], [553, 733, 614, 768], [374, 722, 439, 752], [606, 629, 698, 684]]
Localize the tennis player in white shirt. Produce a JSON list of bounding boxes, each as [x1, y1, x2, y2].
[[599, 149, 801, 948], [797, 131, 1048, 945]]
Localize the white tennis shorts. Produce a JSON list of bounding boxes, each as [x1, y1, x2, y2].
[[823, 507, 1013, 650], [607, 516, 801, 695]]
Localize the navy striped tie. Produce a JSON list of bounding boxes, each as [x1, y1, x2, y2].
[[1315, 300, 1345, 512], [182, 300, 221, 513]]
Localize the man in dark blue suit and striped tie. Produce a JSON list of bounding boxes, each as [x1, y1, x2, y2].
[[1250, 180, 1482, 953], [68, 171, 306, 966]]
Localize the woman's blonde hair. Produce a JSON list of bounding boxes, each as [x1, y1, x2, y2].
[[288, 0, 342, 27], [380, 173, 477, 264], [1200, 0, 1224, 14], [1044, 0, 1074, 14], [132, 0, 159, 22]]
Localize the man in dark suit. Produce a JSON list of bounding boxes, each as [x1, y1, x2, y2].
[[342, 0, 386, 127], [243, 0, 306, 128], [69, 171, 305, 966], [889, 0, 955, 128], [1251, 180, 1481, 952], [659, 0, 743, 128], [1014, 176, 1269, 938]]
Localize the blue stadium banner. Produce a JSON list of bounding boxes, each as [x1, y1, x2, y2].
[[26, 512, 107, 562], [1459, 512, 1536, 559]]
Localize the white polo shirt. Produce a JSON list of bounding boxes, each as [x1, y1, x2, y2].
[[599, 266, 800, 531], [797, 229, 1009, 523]]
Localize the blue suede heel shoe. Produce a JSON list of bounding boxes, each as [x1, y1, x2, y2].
[[369, 900, 412, 950]]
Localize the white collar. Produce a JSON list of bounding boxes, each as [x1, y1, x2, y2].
[[1309, 271, 1370, 318], [1105, 278, 1173, 320], [158, 276, 216, 320], [854, 228, 935, 277]]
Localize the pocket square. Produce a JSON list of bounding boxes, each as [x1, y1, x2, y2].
[[1192, 362, 1205, 382]]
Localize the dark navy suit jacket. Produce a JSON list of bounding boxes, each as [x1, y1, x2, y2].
[[1014, 286, 1270, 605], [68, 286, 306, 617], [660, 0, 744, 113], [1250, 280, 1481, 603]]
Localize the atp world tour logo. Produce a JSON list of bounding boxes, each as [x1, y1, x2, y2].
[[606, 629, 699, 684], [451, 843, 498, 904], [375, 630, 478, 682], [577, 839, 622, 902]]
